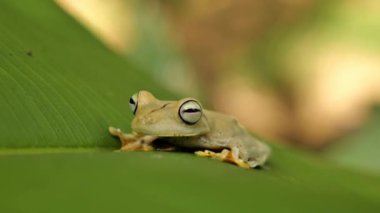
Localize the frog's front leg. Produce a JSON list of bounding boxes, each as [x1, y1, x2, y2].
[[109, 127, 157, 151], [195, 148, 250, 168]]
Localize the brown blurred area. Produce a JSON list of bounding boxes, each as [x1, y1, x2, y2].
[[57, 0, 380, 149]]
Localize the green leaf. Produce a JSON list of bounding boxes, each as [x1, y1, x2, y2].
[[1, 146, 380, 212], [0, 0, 171, 148], [0, 1, 380, 212]]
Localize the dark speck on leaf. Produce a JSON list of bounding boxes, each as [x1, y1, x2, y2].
[[26, 51, 33, 57]]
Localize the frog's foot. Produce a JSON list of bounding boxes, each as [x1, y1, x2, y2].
[[109, 126, 157, 151], [195, 149, 250, 169], [109, 126, 137, 146], [120, 135, 158, 152]]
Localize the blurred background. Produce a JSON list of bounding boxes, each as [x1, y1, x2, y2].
[[56, 0, 380, 175]]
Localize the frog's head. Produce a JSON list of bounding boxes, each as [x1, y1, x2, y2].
[[129, 90, 210, 137]]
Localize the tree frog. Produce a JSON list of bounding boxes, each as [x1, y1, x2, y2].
[[109, 90, 270, 168]]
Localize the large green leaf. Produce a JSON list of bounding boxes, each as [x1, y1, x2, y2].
[[0, 1, 380, 212], [0, 0, 171, 148], [1, 146, 380, 212]]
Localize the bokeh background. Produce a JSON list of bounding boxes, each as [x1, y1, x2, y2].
[[57, 0, 380, 175]]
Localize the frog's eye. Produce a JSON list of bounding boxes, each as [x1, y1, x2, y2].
[[129, 93, 138, 114], [179, 100, 202, 124]]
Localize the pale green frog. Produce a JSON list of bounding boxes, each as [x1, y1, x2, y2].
[[109, 90, 270, 168]]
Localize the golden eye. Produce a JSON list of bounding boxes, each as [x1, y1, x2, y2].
[[129, 93, 138, 114], [179, 100, 202, 124]]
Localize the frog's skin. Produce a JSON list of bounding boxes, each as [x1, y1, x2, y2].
[[109, 90, 270, 168]]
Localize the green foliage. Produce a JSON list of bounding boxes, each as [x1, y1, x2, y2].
[[0, 1, 379, 212]]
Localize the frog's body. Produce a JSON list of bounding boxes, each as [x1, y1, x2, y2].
[[109, 90, 270, 168]]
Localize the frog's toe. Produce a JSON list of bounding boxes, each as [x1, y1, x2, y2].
[[224, 153, 250, 168], [109, 126, 120, 136]]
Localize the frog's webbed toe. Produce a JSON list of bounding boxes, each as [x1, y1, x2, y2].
[[109, 126, 137, 146], [195, 148, 250, 168], [109, 126, 157, 151], [109, 126, 122, 138]]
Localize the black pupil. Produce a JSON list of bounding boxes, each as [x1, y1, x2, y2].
[[183, 108, 199, 113], [129, 98, 135, 105]]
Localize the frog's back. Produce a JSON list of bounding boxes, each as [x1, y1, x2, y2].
[[203, 110, 251, 139]]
